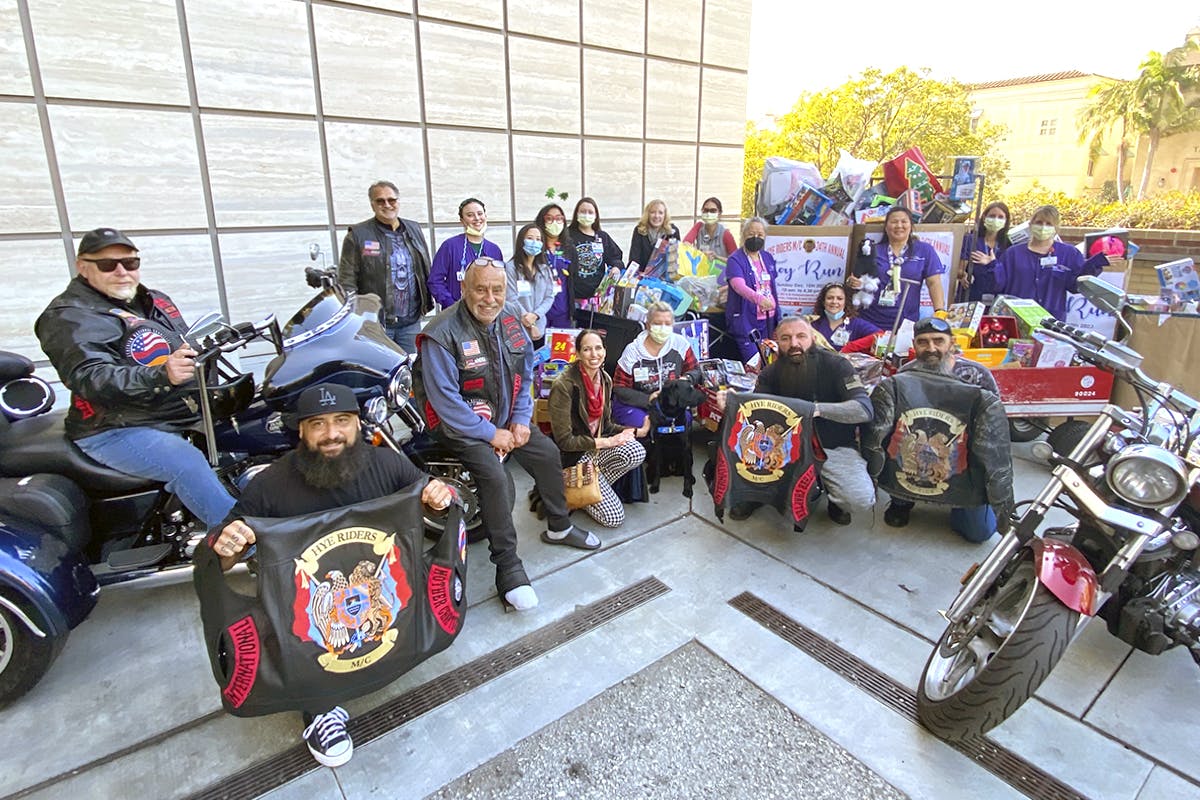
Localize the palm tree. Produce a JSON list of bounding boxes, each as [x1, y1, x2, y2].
[[1127, 42, 1200, 200], [1077, 78, 1136, 203]]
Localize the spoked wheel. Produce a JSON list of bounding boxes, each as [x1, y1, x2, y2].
[[422, 472, 485, 543], [0, 596, 63, 710], [917, 553, 1078, 741]]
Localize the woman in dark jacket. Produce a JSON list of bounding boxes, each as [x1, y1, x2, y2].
[[629, 199, 681, 271], [548, 329, 646, 529], [567, 196, 624, 305]]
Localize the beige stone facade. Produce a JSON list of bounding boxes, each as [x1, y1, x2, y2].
[[0, 0, 751, 361]]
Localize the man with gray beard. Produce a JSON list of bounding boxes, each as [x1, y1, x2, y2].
[[864, 316, 1014, 542]]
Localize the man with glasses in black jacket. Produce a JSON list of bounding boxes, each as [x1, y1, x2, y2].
[[338, 180, 434, 354]]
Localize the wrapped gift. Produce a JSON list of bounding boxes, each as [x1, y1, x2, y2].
[[881, 146, 945, 205]]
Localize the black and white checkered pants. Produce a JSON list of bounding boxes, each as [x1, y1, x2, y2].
[[579, 439, 646, 528]]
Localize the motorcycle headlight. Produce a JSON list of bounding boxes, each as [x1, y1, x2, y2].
[[387, 364, 413, 410], [1106, 444, 1188, 507]]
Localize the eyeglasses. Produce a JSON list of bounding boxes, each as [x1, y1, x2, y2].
[[372, 197, 399, 206], [81, 257, 141, 273]]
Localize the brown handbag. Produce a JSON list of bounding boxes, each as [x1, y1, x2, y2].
[[562, 459, 602, 510]]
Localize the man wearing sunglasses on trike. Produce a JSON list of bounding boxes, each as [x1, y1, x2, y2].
[[35, 227, 236, 528]]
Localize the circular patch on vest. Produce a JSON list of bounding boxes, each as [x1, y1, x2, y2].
[[126, 327, 172, 366]]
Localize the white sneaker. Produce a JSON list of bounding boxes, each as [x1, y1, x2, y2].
[[302, 706, 353, 767]]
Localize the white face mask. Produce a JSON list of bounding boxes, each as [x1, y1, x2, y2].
[[701, 212, 719, 224], [648, 324, 672, 343], [577, 213, 596, 227]]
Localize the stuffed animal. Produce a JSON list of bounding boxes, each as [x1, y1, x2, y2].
[[851, 237, 880, 310]]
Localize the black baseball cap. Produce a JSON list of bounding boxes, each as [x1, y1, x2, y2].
[[78, 227, 137, 256], [914, 316, 953, 336], [294, 383, 359, 423]]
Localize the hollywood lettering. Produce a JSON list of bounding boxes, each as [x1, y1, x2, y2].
[[222, 616, 261, 708], [427, 563, 461, 634]]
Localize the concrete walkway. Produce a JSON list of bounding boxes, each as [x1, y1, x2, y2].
[[1, 443, 1197, 800]]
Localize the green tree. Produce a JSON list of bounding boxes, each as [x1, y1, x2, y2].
[[742, 67, 1008, 216], [1077, 78, 1136, 204], [1128, 41, 1200, 200]]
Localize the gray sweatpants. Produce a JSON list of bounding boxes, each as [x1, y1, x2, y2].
[[821, 447, 877, 509]]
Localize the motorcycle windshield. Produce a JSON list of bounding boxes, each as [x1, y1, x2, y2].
[[261, 291, 406, 407]]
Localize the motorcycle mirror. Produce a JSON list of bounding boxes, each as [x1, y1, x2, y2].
[[309, 243, 321, 262], [1078, 276, 1133, 338], [184, 312, 229, 347], [1077, 276, 1125, 317], [363, 396, 390, 426]]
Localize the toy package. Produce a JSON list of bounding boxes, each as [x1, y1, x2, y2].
[[1156, 258, 1200, 302], [1002, 339, 1039, 368], [945, 301, 985, 339], [990, 296, 1054, 339]]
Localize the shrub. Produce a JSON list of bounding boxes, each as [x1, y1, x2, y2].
[[999, 184, 1200, 230]]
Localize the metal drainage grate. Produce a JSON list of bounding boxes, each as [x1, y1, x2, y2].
[[187, 576, 671, 800], [729, 592, 1090, 800]]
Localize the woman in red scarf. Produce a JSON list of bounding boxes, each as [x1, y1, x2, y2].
[[548, 330, 646, 529]]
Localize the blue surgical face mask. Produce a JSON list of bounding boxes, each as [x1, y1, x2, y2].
[[522, 239, 543, 257], [826, 309, 846, 321]]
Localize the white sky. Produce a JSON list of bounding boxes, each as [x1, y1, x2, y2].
[[747, 2, 1200, 122]]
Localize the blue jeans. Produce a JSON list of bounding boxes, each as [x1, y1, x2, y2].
[[76, 427, 236, 527], [385, 320, 423, 356], [890, 497, 996, 543]]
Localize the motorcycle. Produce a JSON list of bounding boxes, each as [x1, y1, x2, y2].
[[916, 276, 1200, 742], [0, 267, 477, 707]]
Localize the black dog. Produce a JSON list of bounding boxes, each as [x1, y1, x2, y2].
[[644, 379, 706, 497]]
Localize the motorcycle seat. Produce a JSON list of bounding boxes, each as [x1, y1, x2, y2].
[[0, 411, 160, 494], [0, 351, 34, 383]]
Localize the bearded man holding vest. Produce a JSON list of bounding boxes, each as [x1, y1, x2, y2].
[[414, 258, 599, 612]]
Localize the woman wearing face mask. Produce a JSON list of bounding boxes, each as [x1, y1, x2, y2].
[[993, 205, 1102, 321], [683, 196, 738, 260], [567, 197, 624, 304], [548, 329, 645, 530], [958, 201, 1012, 305], [808, 282, 880, 352], [428, 198, 504, 310], [848, 206, 946, 332], [724, 216, 780, 363], [505, 224, 556, 345], [535, 202, 575, 330], [629, 199, 681, 271], [611, 302, 701, 438]]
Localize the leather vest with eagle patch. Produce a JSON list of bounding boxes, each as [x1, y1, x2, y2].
[[877, 370, 986, 507], [193, 484, 468, 717], [710, 392, 824, 530]]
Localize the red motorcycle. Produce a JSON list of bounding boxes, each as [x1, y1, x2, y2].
[[917, 276, 1200, 741]]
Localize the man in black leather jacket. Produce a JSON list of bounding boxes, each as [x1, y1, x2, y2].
[[35, 228, 236, 526], [337, 180, 433, 354], [863, 316, 1014, 542]]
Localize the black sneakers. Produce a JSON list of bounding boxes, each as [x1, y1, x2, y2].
[[826, 501, 852, 526], [884, 501, 912, 528], [302, 706, 353, 767]]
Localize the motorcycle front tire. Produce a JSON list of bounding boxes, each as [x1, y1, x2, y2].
[[916, 554, 1078, 742], [0, 595, 64, 710]]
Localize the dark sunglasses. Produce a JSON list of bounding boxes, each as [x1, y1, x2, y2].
[[81, 256, 141, 272], [372, 197, 399, 206], [915, 317, 952, 335]]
